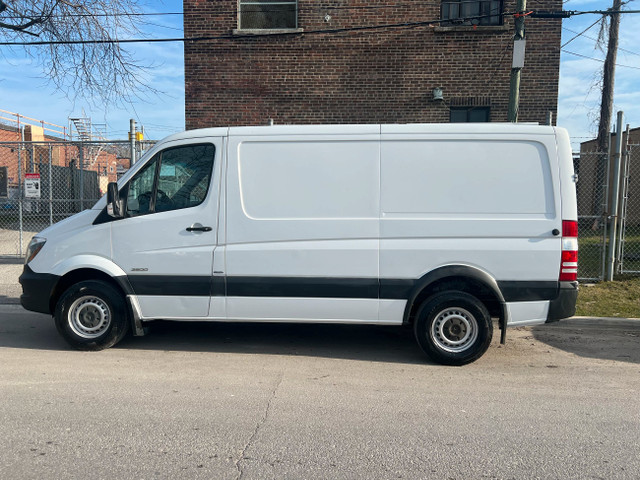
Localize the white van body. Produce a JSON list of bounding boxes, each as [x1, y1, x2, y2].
[[20, 124, 578, 365]]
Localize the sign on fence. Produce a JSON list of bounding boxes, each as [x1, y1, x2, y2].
[[24, 173, 41, 198]]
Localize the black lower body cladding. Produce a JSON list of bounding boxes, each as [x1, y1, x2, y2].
[[19, 265, 59, 315], [546, 281, 579, 322]]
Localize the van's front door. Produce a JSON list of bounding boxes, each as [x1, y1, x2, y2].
[[111, 140, 221, 319]]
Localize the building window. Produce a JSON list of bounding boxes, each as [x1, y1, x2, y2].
[[450, 107, 491, 123], [239, 0, 297, 30], [441, 0, 503, 26]]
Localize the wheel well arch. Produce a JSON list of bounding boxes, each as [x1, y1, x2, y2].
[[403, 266, 506, 327], [49, 268, 130, 314]]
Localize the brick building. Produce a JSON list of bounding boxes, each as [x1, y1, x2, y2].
[[184, 0, 562, 129]]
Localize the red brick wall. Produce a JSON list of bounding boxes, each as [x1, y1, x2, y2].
[[0, 127, 21, 142], [0, 126, 24, 187], [184, 0, 562, 128]]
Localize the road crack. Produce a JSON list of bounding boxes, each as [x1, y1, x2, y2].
[[234, 372, 284, 480]]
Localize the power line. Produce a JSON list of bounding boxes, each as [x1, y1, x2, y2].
[[0, 8, 638, 48], [562, 49, 640, 70], [531, 8, 640, 17], [0, 12, 517, 46], [142, 21, 184, 32], [0, 12, 184, 19], [567, 9, 640, 15], [1, 5, 638, 23], [561, 18, 601, 48], [0, 1, 511, 19], [563, 26, 640, 57]]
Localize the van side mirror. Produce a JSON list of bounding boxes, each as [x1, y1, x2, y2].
[[106, 182, 123, 218]]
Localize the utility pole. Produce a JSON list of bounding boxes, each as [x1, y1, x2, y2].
[[129, 119, 136, 166], [596, 0, 622, 156], [507, 0, 527, 122], [593, 0, 622, 225]]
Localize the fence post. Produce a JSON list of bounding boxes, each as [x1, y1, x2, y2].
[[606, 111, 624, 281], [48, 145, 53, 226], [600, 150, 610, 281], [17, 139, 23, 256], [79, 145, 84, 211], [616, 124, 630, 270]]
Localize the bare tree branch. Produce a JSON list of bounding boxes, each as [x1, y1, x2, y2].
[[0, 0, 157, 105]]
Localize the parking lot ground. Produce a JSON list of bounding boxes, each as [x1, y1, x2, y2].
[[1, 305, 639, 479]]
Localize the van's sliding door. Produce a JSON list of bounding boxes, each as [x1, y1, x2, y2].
[[224, 129, 382, 323]]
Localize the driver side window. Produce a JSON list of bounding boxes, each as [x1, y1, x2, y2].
[[126, 155, 158, 217], [125, 144, 215, 218]]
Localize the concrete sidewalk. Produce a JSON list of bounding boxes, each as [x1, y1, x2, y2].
[[0, 259, 23, 304]]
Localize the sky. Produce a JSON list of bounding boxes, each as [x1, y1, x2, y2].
[[0, 0, 638, 148], [558, 0, 640, 147]]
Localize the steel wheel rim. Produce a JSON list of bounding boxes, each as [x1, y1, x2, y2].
[[68, 296, 111, 339], [430, 307, 478, 353]]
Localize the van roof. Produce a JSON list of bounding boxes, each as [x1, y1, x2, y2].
[[158, 123, 557, 144]]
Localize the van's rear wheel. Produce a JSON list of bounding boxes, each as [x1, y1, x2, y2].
[[414, 291, 493, 366], [54, 280, 129, 350]]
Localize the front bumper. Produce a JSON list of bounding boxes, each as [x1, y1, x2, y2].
[[19, 265, 59, 315], [546, 281, 578, 323]]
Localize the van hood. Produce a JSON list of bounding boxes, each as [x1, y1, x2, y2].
[[37, 209, 99, 240]]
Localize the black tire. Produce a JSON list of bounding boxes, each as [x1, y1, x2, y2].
[[414, 290, 493, 366], [54, 280, 130, 351]]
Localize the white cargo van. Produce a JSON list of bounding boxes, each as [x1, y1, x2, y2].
[[20, 123, 578, 365]]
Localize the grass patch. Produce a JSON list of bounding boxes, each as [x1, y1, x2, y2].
[[577, 233, 640, 280], [577, 277, 640, 318]]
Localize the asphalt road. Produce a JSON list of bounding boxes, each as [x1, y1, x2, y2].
[[1, 305, 639, 479]]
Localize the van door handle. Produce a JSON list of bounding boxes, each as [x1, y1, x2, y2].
[[186, 223, 212, 232]]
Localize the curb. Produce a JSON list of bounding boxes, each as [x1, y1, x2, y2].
[[0, 258, 24, 265], [564, 316, 640, 322]]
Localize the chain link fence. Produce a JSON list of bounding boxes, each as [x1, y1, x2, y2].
[[0, 140, 154, 257], [619, 143, 640, 274], [574, 151, 609, 281]]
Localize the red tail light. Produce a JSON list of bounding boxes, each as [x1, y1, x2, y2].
[[563, 220, 578, 237], [559, 220, 578, 282]]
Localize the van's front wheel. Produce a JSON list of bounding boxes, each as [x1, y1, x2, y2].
[[414, 291, 493, 366], [54, 280, 129, 350]]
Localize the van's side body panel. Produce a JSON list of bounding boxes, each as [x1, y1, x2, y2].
[[224, 128, 381, 322], [555, 127, 578, 221], [378, 127, 563, 326]]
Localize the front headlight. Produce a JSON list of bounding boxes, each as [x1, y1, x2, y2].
[[25, 237, 46, 264]]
